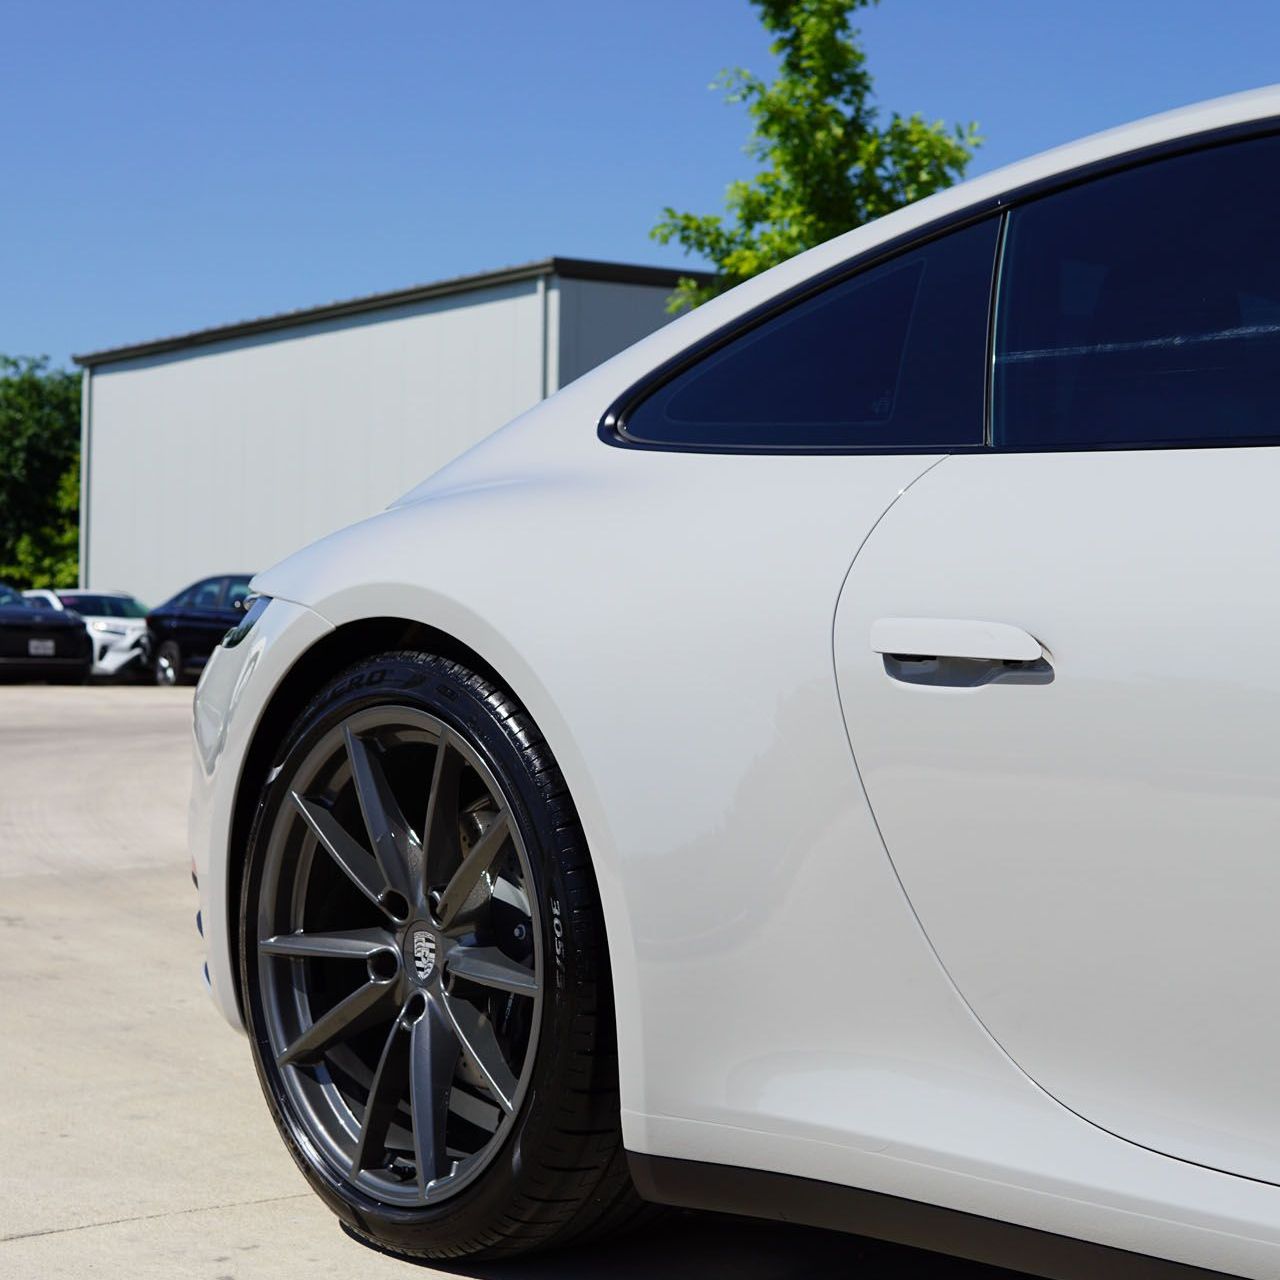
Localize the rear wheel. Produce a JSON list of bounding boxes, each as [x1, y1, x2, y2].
[[238, 651, 642, 1259], [154, 640, 181, 686]]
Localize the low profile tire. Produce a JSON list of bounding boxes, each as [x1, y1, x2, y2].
[[238, 652, 643, 1260], [154, 640, 181, 687]]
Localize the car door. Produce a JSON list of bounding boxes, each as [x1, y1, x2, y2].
[[834, 131, 1280, 1184], [148, 586, 191, 646], [181, 577, 232, 660]]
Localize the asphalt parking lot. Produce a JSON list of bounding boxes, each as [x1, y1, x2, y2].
[[0, 684, 1021, 1279]]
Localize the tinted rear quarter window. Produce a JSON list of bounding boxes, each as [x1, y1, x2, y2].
[[995, 133, 1280, 448], [623, 218, 999, 449]]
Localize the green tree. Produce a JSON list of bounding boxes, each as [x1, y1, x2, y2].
[[653, 0, 980, 310], [0, 356, 81, 588]]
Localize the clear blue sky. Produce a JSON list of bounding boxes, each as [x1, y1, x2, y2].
[[3, 0, 1278, 368]]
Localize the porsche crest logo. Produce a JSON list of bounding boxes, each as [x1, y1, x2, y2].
[[413, 930, 436, 983]]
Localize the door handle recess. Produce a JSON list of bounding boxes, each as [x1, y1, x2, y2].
[[870, 617, 1043, 662], [870, 618, 1051, 688]]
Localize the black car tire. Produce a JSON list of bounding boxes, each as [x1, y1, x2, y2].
[[154, 640, 182, 686], [238, 651, 645, 1260]]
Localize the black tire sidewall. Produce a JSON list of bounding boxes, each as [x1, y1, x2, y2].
[[238, 653, 604, 1255]]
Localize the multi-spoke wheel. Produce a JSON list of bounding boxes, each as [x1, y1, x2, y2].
[[240, 652, 646, 1259]]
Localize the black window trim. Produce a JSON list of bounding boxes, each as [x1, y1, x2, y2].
[[600, 114, 1280, 457]]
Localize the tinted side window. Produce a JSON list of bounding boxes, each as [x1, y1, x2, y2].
[[624, 219, 999, 449], [995, 134, 1280, 449], [189, 579, 224, 609], [60, 594, 120, 616]]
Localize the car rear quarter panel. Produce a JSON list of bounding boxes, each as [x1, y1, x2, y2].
[[254, 403, 949, 1126]]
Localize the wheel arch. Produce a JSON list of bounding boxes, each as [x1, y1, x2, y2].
[[224, 617, 504, 1010]]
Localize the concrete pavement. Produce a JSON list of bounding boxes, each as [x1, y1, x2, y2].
[[0, 685, 1009, 1278]]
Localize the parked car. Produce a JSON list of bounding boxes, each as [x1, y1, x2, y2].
[[0, 583, 92, 683], [147, 574, 254, 685], [191, 89, 1280, 1278], [24, 589, 150, 678]]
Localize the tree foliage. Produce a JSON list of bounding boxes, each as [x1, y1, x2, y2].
[[652, 0, 980, 310], [0, 356, 81, 588]]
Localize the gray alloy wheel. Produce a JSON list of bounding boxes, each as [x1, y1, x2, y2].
[[253, 703, 543, 1206], [239, 653, 649, 1260], [154, 640, 181, 686]]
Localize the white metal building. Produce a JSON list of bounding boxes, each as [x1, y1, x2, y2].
[[73, 257, 705, 605]]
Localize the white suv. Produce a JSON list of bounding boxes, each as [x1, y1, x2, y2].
[[24, 589, 150, 678]]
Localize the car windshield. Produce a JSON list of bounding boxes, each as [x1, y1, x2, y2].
[[0, 584, 28, 608], [59, 593, 147, 618]]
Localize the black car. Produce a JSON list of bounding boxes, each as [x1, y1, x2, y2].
[[147, 574, 254, 685], [0, 582, 93, 683]]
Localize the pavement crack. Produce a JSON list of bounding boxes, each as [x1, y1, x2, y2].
[[1, 1193, 311, 1243]]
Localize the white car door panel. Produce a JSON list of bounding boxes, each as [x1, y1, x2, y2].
[[835, 446, 1280, 1184]]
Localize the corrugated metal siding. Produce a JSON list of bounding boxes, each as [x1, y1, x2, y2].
[[86, 279, 544, 603]]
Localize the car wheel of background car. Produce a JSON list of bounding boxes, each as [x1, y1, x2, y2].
[[238, 651, 645, 1260], [154, 640, 181, 686]]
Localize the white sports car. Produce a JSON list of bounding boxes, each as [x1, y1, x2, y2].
[[192, 88, 1280, 1277]]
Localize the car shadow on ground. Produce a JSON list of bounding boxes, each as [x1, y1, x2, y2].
[[347, 1210, 1029, 1278]]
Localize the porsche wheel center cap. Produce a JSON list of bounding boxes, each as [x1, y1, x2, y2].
[[406, 924, 438, 985]]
